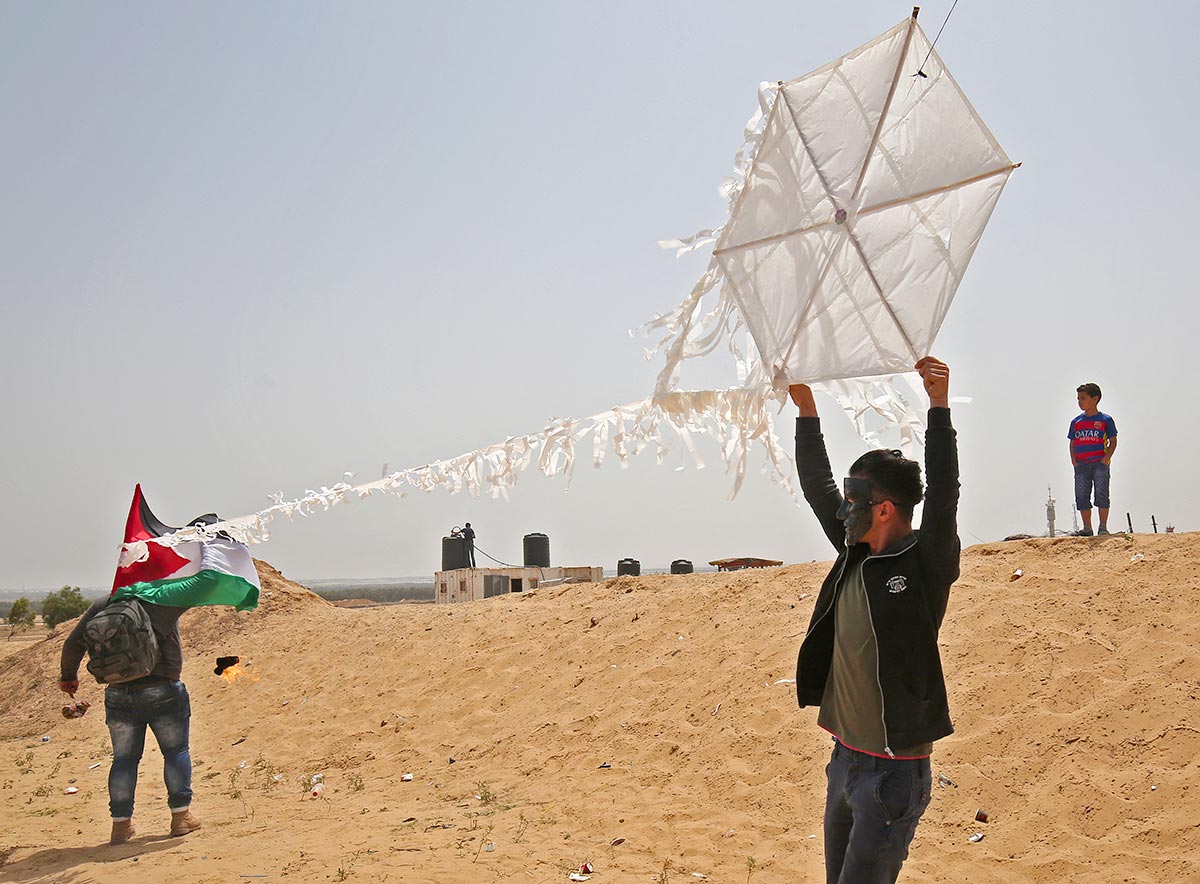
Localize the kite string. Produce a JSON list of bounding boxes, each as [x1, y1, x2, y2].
[[915, 0, 961, 76]]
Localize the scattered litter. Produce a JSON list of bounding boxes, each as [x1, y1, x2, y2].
[[937, 773, 956, 789], [773, 678, 796, 685], [1151, 785, 1158, 791], [968, 832, 984, 843], [692, 874, 708, 880], [484, 842, 496, 852], [310, 783, 325, 799], [62, 700, 91, 719], [609, 837, 625, 846], [798, 593, 810, 601], [711, 704, 721, 716], [64, 786, 79, 795], [975, 808, 989, 823], [272, 774, 285, 782], [237, 759, 248, 769], [41, 736, 50, 743], [598, 762, 611, 769], [722, 828, 736, 838], [1010, 568, 1023, 581], [88, 762, 102, 770], [568, 875, 590, 883], [808, 834, 816, 839], [231, 737, 247, 746], [677, 635, 685, 641], [575, 862, 594, 875], [449, 757, 457, 764], [402, 773, 414, 782], [402, 817, 417, 823], [1130, 553, 1145, 563]]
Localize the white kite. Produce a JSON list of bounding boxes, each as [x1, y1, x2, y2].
[[138, 9, 1015, 550]]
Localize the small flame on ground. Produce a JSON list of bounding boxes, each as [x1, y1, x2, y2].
[[219, 662, 260, 684]]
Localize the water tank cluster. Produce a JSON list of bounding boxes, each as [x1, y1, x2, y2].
[[440, 532, 551, 571], [617, 558, 693, 575]]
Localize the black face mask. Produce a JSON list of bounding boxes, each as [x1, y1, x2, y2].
[[837, 477, 878, 546]]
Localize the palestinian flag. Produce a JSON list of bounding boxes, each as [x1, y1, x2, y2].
[[111, 485, 260, 612]]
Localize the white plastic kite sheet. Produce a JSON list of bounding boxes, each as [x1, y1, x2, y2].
[[136, 13, 1011, 551], [649, 12, 1015, 393]]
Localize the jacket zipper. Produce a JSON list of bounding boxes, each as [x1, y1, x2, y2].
[[802, 551, 851, 640], [860, 537, 918, 759]]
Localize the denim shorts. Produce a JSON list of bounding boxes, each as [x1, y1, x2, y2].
[[1074, 460, 1111, 510]]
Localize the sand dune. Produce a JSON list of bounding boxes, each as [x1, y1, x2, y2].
[[1, 536, 1197, 883]]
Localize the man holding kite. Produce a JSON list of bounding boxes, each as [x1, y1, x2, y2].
[[790, 356, 959, 884]]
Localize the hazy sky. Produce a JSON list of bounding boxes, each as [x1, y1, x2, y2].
[[2, 1, 1194, 590]]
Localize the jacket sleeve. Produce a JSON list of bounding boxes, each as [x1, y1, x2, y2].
[[919, 407, 961, 586], [60, 597, 106, 681], [796, 417, 847, 553]]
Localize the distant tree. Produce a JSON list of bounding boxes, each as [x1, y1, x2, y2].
[[42, 586, 90, 630], [6, 597, 35, 638]]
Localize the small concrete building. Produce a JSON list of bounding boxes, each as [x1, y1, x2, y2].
[[434, 566, 602, 604]]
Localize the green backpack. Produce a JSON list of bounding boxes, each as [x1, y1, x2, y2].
[[83, 598, 161, 684]]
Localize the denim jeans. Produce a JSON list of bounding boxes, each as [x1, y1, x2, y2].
[[824, 741, 932, 884], [1074, 461, 1110, 511], [104, 679, 192, 819]]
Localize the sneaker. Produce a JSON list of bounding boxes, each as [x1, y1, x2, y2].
[[170, 809, 202, 837], [1072, 528, 1094, 537], [1097, 526, 1111, 535]]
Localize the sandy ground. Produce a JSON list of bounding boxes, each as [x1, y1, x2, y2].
[[1, 534, 1196, 884]]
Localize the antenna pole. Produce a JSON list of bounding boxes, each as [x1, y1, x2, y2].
[[912, 6, 920, 18]]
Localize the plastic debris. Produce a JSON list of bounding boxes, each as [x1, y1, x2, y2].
[[975, 808, 989, 823], [968, 832, 984, 843], [568, 875, 590, 883], [88, 762, 102, 770], [449, 757, 457, 764], [598, 762, 612, 769], [1010, 568, 1023, 581], [310, 783, 325, 799], [937, 773, 956, 789], [1130, 553, 1145, 563], [692, 874, 709, 880], [41, 736, 50, 743], [1151, 785, 1158, 791], [64, 786, 79, 795], [774, 678, 797, 685], [484, 842, 496, 852], [578, 862, 594, 875], [402, 773, 414, 782], [609, 838, 625, 846]]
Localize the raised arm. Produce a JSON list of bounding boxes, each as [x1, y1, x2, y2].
[[914, 357, 960, 584], [791, 384, 847, 552]]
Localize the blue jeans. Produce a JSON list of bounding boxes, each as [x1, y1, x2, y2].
[[104, 680, 192, 819], [824, 741, 932, 884], [1074, 461, 1111, 511]]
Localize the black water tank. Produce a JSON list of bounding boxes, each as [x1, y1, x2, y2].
[[523, 533, 551, 568], [670, 559, 693, 575], [617, 558, 640, 576], [442, 536, 470, 571]]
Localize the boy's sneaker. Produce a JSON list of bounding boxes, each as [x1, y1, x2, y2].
[[1072, 528, 1094, 537], [1097, 526, 1111, 535]]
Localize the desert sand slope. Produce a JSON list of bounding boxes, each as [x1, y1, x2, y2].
[[0, 539, 1196, 884]]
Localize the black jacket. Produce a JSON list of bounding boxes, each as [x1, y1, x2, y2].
[[794, 408, 960, 751]]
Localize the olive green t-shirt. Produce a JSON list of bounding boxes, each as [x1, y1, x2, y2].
[[818, 564, 932, 758]]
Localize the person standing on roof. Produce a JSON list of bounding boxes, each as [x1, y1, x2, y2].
[[460, 522, 476, 567], [789, 356, 960, 884]]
